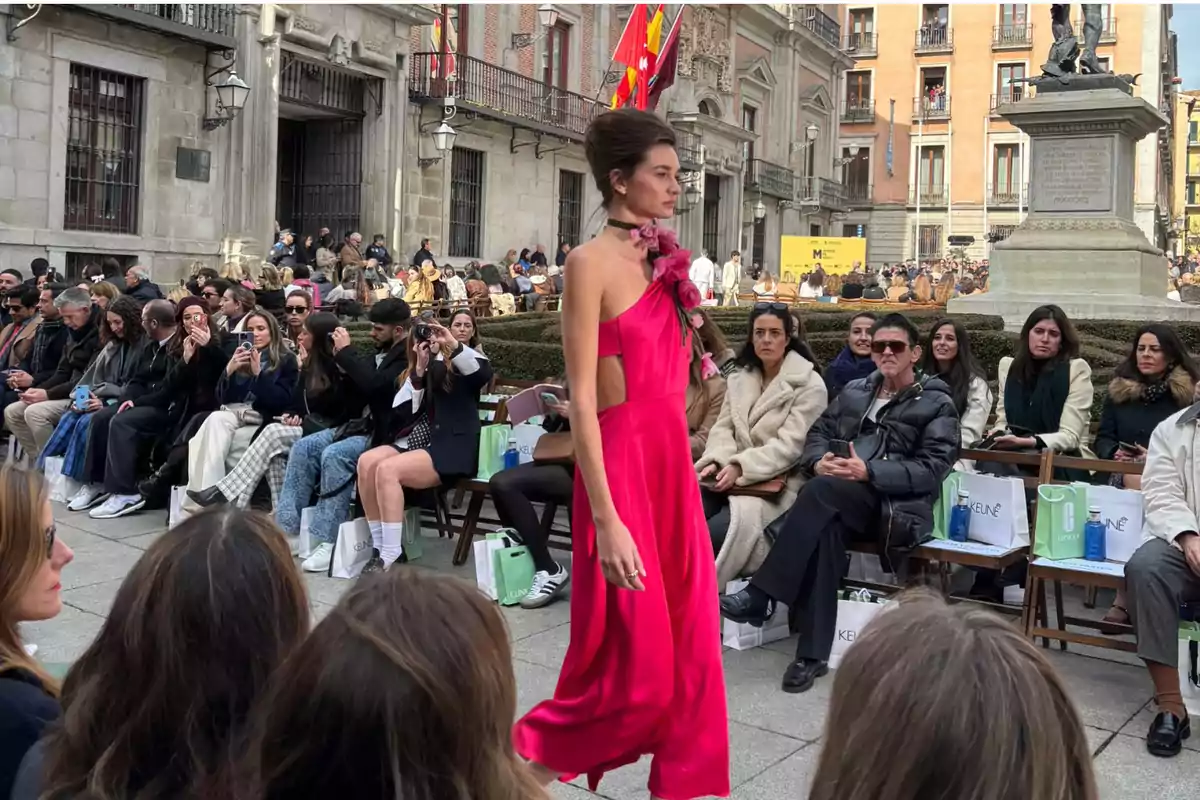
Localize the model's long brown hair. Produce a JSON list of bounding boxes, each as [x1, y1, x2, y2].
[[0, 465, 56, 694], [810, 590, 1098, 800], [38, 509, 309, 800], [238, 570, 547, 800]]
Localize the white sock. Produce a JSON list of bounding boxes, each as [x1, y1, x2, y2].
[[368, 520, 383, 550], [379, 522, 404, 566]]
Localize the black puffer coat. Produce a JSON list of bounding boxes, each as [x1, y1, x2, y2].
[[800, 371, 960, 570]]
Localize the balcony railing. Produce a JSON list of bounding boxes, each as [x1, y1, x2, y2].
[[745, 158, 796, 200], [909, 185, 948, 206], [794, 5, 841, 50], [914, 26, 953, 54], [842, 32, 877, 56], [992, 24, 1032, 49], [913, 95, 951, 121], [409, 53, 602, 141], [1075, 17, 1117, 44], [845, 182, 873, 205], [675, 129, 704, 171], [990, 86, 1030, 114], [797, 176, 847, 211], [840, 99, 875, 124], [76, 3, 237, 49], [987, 183, 1028, 207]]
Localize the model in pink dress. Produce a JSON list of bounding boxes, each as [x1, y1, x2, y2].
[[513, 109, 729, 800]]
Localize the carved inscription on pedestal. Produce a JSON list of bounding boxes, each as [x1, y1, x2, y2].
[[1030, 137, 1113, 213]]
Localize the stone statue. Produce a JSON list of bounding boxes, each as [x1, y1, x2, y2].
[[1041, 3, 1104, 79]]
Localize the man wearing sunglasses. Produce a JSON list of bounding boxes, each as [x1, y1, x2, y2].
[[719, 313, 959, 694]]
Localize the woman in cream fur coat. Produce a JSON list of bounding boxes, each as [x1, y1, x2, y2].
[[696, 306, 829, 587]]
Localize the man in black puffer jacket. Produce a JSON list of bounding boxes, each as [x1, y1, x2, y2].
[[720, 313, 959, 695]]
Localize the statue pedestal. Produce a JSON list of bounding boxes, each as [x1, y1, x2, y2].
[[948, 83, 1200, 329]]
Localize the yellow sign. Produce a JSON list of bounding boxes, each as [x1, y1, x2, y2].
[[779, 236, 868, 277]]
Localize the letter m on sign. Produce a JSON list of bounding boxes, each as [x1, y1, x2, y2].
[[812, 249, 823, 259]]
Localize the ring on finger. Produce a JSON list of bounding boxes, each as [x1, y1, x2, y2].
[[625, 569, 640, 579]]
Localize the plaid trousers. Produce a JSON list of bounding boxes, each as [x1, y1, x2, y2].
[[215, 423, 303, 508]]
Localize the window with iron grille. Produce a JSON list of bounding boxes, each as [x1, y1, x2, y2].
[[65, 64, 145, 234], [915, 224, 942, 259], [448, 147, 484, 258], [752, 217, 766, 268], [64, 252, 138, 282], [557, 170, 583, 248]]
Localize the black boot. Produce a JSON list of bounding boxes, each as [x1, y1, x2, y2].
[[187, 486, 229, 508], [137, 465, 174, 508], [781, 658, 829, 694]]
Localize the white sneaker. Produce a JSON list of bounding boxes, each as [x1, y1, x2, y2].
[[89, 493, 146, 520], [302, 542, 334, 573], [520, 564, 570, 609], [67, 484, 109, 512]]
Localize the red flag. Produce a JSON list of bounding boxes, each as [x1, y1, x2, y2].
[[610, 4, 648, 109], [647, 10, 681, 111]]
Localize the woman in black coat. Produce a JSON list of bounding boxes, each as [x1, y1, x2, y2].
[[356, 319, 492, 573], [1092, 323, 1199, 630]]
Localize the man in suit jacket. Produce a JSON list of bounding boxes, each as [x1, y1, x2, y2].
[[0, 286, 41, 370]]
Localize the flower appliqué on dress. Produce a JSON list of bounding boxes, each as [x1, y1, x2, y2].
[[630, 222, 701, 340]]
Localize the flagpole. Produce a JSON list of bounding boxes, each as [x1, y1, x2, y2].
[[592, 6, 638, 107]]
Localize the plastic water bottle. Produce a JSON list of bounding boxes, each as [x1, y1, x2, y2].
[[949, 489, 971, 542], [503, 438, 520, 470], [1084, 506, 1107, 562]]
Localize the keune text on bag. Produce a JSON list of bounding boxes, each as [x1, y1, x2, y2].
[[969, 500, 1003, 518]]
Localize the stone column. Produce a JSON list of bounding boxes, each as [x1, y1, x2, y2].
[[949, 80, 1200, 328]]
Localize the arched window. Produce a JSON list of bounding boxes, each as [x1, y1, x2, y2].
[[698, 98, 721, 118]]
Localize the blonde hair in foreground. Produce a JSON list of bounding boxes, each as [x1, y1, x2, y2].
[[0, 464, 56, 695], [809, 589, 1098, 800]]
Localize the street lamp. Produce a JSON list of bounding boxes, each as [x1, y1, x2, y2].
[[753, 198, 767, 221], [418, 78, 459, 168], [512, 4, 560, 49], [834, 144, 861, 167], [431, 121, 457, 153], [805, 123, 819, 142], [203, 69, 250, 130]]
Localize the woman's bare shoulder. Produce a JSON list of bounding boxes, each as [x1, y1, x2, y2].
[[564, 239, 618, 284]]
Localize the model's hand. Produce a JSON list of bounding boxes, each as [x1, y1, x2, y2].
[[183, 336, 197, 363], [596, 517, 645, 591], [1180, 533, 1200, 579], [713, 463, 742, 492], [8, 370, 31, 389], [992, 435, 1036, 451]]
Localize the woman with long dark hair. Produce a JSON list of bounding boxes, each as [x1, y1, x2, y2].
[[0, 466, 73, 799], [14, 509, 309, 800], [918, 318, 992, 465], [187, 312, 364, 521], [237, 570, 547, 800], [512, 109, 730, 799], [697, 302, 828, 585]]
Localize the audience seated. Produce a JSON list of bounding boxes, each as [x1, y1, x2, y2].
[[0, 466, 73, 800], [87, 280, 118, 312], [861, 275, 886, 300], [918, 317, 992, 469], [696, 303, 828, 586], [356, 318, 492, 573], [275, 299, 411, 573], [4, 288, 102, 460], [285, 265, 321, 307], [1, 287, 41, 373], [280, 289, 311, 351], [824, 311, 877, 401], [840, 272, 864, 300], [719, 313, 958, 694], [1126, 412, 1200, 758], [184, 311, 299, 509], [685, 315, 729, 461], [39, 297, 146, 504], [2, 285, 65, 425], [254, 265, 286, 313], [236, 569, 547, 800], [219, 285, 256, 334], [187, 313, 365, 513], [11, 509, 308, 800], [489, 388, 573, 609], [809, 591, 1098, 800]]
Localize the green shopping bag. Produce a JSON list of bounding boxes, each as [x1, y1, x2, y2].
[[930, 473, 961, 540], [476, 423, 512, 481], [403, 506, 423, 562], [1033, 484, 1088, 560], [493, 543, 536, 606]]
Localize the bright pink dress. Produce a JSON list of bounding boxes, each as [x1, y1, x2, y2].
[[513, 279, 730, 800]]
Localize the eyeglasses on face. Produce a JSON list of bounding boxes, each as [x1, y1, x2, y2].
[[753, 302, 789, 312], [871, 340, 909, 354]]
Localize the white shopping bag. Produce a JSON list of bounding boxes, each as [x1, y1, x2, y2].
[[43, 457, 80, 504], [1181, 622, 1200, 717], [511, 422, 546, 465], [722, 579, 791, 651], [1080, 483, 1144, 563], [846, 552, 895, 584], [329, 517, 372, 580], [473, 531, 515, 601], [168, 486, 187, 528], [829, 589, 890, 669], [954, 471, 1029, 549], [298, 506, 316, 560]]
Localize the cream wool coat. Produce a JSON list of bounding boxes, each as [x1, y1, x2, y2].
[[696, 350, 829, 587]]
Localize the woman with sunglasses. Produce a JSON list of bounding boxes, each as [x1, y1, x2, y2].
[[696, 301, 828, 586], [281, 290, 312, 350], [0, 465, 74, 799]]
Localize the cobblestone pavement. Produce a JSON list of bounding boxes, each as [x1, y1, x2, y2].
[[25, 502, 1200, 800]]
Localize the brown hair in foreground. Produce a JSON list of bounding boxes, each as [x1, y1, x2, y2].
[[39, 508, 309, 799], [809, 589, 1098, 800], [239, 568, 546, 800], [0, 465, 56, 694]]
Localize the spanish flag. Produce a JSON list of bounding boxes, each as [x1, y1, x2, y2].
[[610, 4, 664, 111]]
